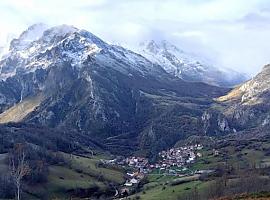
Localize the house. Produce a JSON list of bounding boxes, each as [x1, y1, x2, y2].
[[197, 152, 202, 157], [213, 149, 219, 156], [130, 178, 139, 184], [124, 182, 133, 187], [127, 172, 135, 177], [186, 156, 195, 163]]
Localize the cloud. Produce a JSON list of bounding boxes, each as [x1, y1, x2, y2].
[[0, 0, 270, 75]]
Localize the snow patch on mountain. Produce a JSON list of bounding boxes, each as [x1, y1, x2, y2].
[[9, 23, 49, 51], [135, 40, 246, 87], [0, 24, 246, 87], [0, 25, 161, 81]]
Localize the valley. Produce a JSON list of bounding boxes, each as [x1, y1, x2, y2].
[[0, 23, 269, 200], [1, 131, 269, 200]]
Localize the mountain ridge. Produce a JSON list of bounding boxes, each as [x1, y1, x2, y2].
[[215, 64, 270, 131], [0, 24, 231, 155], [135, 39, 247, 87]]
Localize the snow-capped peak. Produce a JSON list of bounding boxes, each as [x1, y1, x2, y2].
[[137, 39, 205, 78], [9, 23, 49, 51], [159, 40, 180, 52], [140, 40, 183, 54], [136, 39, 246, 87], [0, 24, 155, 81], [41, 24, 78, 43], [0, 24, 106, 80], [139, 40, 160, 54]]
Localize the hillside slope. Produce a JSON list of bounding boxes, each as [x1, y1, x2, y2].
[[218, 64, 270, 130]]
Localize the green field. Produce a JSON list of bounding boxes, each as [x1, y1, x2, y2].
[[0, 152, 125, 199], [129, 178, 210, 200], [190, 142, 269, 171], [67, 154, 125, 184]]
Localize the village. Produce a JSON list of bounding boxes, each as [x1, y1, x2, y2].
[[102, 144, 206, 189]]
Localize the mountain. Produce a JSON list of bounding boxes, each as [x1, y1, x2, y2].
[[137, 40, 246, 87], [217, 64, 270, 130], [9, 23, 49, 52], [0, 24, 230, 156]]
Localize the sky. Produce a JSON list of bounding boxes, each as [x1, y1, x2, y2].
[[1, 0, 270, 76]]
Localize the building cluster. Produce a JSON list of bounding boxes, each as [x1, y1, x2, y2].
[[105, 144, 203, 188], [156, 144, 203, 169], [105, 157, 149, 187], [125, 156, 149, 170], [102, 156, 149, 187]]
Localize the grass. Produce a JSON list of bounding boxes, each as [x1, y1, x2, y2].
[[0, 152, 125, 199], [189, 153, 220, 171], [38, 153, 124, 198], [127, 168, 204, 200], [47, 166, 104, 196], [189, 141, 269, 171], [67, 154, 125, 184], [129, 180, 206, 200], [216, 86, 242, 102], [26, 165, 105, 199], [147, 174, 178, 183], [0, 94, 44, 123], [48, 166, 102, 189]]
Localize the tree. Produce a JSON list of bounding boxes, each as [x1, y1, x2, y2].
[[9, 143, 31, 200]]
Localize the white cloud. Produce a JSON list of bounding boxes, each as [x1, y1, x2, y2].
[[0, 0, 270, 75]]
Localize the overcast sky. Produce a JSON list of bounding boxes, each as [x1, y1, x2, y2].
[[1, 0, 270, 76]]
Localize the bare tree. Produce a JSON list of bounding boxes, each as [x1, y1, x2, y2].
[[9, 143, 30, 200]]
